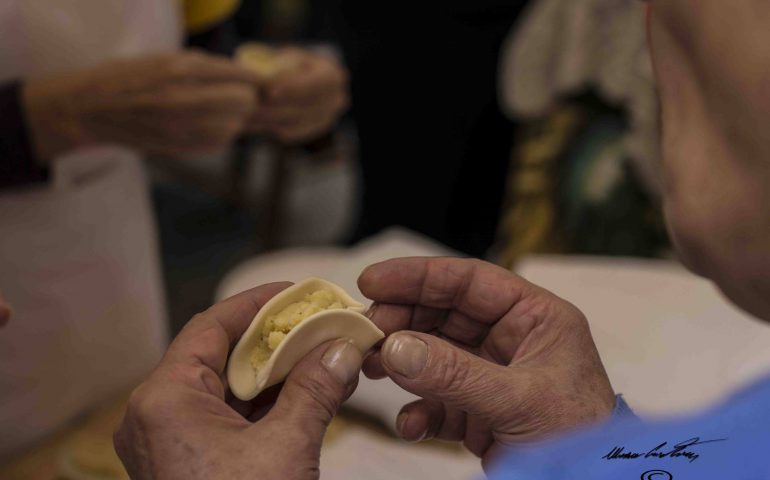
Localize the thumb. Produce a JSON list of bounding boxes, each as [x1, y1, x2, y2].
[[380, 332, 524, 424], [266, 338, 362, 438]]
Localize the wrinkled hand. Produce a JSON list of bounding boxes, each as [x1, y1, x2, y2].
[[115, 283, 363, 480], [358, 257, 615, 470], [24, 51, 259, 161], [246, 48, 349, 144]]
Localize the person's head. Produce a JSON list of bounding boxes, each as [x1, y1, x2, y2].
[[646, 0, 770, 319]]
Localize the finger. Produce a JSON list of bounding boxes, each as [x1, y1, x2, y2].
[[168, 50, 261, 85], [480, 286, 588, 366], [0, 290, 10, 328], [366, 303, 414, 335], [464, 416, 495, 458], [358, 257, 533, 324], [164, 83, 257, 116], [379, 331, 525, 425], [270, 116, 337, 144], [106, 83, 257, 116], [362, 350, 387, 379], [162, 283, 292, 393], [397, 400, 466, 442], [89, 108, 251, 159], [247, 383, 283, 422], [410, 305, 448, 332], [264, 55, 347, 104], [482, 443, 509, 474], [266, 338, 362, 440], [439, 310, 491, 348], [255, 88, 347, 126], [368, 300, 489, 349], [249, 96, 336, 124]]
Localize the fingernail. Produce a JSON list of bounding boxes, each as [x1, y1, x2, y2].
[[322, 339, 362, 385], [365, 303, 378, 319], [382, 333, 427, 378], [396, 411, 428, 442], [396, 411, 409, 435]]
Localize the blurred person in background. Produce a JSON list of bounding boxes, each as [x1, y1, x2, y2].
[[0, 0, 348, 461], [114, 0, 770, 478], [154, 0, 351, 335], [328, 0, 531, 257]]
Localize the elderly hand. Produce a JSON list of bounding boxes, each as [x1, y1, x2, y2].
[[358, 257, 615, 469], [23, 51, 259, 161], [246, 48, 349, 144], [114, 283, 363, 480]]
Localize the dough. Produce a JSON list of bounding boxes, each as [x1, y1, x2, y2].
[[227, 278, 384, 400]]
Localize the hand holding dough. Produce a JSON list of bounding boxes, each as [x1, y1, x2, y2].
[[235, 43, 350, 144], [115, 283, 364, 480], [227, 278, 384, 401]]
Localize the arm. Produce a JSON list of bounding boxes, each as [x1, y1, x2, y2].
[[4, 51, 260, 182]]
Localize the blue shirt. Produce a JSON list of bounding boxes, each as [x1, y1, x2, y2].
[[488, 375, 770, 479]]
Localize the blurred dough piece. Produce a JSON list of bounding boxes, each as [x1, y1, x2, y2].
[[235, 43, 301, 78]]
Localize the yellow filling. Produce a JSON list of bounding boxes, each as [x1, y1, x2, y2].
[[249, 289, 345, 373], [236, 43, 300, 78]]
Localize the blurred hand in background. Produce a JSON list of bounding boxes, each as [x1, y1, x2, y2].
[[246, 48, 349, 144], [23, 50, 259, 162]]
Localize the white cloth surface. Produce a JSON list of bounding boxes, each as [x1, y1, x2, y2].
[[0, 0, 179, 459], [516, 256, 770, 416]]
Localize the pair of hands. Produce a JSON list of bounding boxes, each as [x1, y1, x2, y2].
[[23, 49, 348, 162], [116, 258, 615, 479]]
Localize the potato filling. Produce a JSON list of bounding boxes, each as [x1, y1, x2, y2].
[[249, 289, 345, 373]]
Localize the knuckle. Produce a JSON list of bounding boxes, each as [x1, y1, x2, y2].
[[431, 348, 474, 394], [126, 383, 167, 425], [189, 311, 209, 325], [295, 374, 339, 420], [126, 385, 152, 420]]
